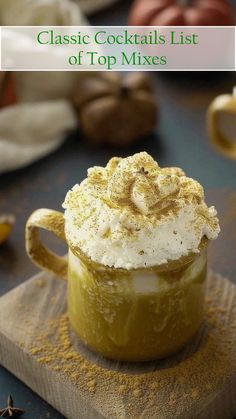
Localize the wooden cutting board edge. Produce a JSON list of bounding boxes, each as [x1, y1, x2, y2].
[[0, 316, 105, 419], [0, 271, 236, 419]]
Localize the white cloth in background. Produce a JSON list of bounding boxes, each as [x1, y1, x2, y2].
[[75, 0, 119, 15], [0, 101, 77, 173], [0, 0, 88, 174], [0, 0, 87, 26], [0, 0, 119, 23]]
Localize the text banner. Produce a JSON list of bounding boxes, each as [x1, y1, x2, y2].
[[1, 26, 235, 71]]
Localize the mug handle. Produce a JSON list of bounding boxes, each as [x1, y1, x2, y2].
[[207, 96, 236, 160], [25, 209, 68, 280]]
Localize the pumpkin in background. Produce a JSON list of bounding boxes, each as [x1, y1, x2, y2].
[[0, 72, 17, 108], [129, 0, 235, 26], [73, 73, 158, 146]]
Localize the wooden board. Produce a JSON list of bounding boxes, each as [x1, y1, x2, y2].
[[0, 270, 236, 419]]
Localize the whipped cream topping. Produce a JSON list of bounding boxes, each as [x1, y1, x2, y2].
[[62, 152, 220, 269]]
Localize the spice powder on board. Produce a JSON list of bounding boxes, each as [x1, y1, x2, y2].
[[26, 273, 236, 418]]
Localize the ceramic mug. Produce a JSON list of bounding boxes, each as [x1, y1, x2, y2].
[[208, 90, 236, 161], [26, 208, 207, 362]]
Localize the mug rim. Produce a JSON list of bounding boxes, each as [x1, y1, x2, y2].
[[68, 236, 208, 274]]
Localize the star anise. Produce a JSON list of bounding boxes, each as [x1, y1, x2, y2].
[[0, 395, 25, 417]]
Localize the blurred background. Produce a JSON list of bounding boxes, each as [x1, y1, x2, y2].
[[1, 0, 236, 417]]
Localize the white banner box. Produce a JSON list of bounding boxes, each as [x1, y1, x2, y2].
[[1, 26, 235, 71]]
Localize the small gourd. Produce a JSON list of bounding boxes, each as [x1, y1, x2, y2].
[[73, 73, 158, 146], [0, 214, 15, 244]]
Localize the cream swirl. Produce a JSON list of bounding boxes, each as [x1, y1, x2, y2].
[[63, 152, 220, 269]]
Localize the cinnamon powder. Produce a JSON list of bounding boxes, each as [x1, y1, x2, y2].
[[27, 273, 236, 418]]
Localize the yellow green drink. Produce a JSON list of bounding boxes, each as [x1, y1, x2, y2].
[[68, 247, 207, 361]]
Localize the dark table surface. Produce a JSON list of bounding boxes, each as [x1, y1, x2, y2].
[[1, 1, 236, 418]]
